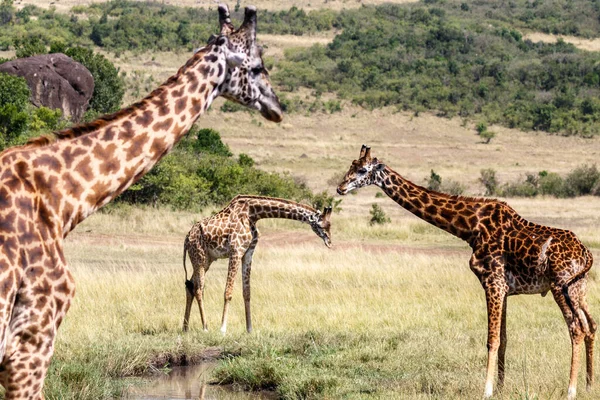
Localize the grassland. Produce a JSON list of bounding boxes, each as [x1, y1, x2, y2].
[[45, 193, 600, 399], [5, 1, 600, 398], [17, 0, 419, 13]]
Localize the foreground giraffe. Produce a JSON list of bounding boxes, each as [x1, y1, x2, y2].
[[183, 195, 332, 334], [337, 145, 595, 399], [0, 4, 282, 398]]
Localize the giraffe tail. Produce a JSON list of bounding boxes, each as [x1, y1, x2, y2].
[[183, 236, 194, 295], [562, 249, 594, 318]]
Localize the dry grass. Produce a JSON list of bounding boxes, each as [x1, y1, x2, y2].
[[55, 201, 600, 398], [17, 0, 419, 13], [523, 31, 600, 52]]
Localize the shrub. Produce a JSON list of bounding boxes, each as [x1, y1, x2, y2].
[[426, 170, 442, 191], [308, 190, 342, 212], [441, 179, 465, 196], [479, 169, 498, 196], [14, 35, 46, 58], [538, 171, 566, 197], [192, 127, 233, 157], [369, 204, 390, 226], [563, 164, 600, 197]]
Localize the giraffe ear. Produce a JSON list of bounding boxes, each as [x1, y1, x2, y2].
[[375, 163, 386, 171], [226, 51, 246, 68]]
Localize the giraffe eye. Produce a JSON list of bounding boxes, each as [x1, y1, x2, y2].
[[358, 168, 368, 174], [251, 66, 263, 75]]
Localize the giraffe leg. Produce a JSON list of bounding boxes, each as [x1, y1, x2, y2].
[[580, 284, 596, 391], [183, 278, 194, 332], [220, 253, 243, 335], [552, 285, 584, 400], [242, 246, 255, 333], [497, 295, 508, 391], [0, 257, 75, 399], [483, 285, 507, 399], [193, 266, 208, 332]]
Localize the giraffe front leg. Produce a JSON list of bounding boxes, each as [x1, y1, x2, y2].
[[221, 254, 242, 335], [483, 285, 507, 399], [242, 247, 255, 333], [498, 296, 508, 391]]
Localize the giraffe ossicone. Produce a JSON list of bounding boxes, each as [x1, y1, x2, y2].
[[0, 4, 281, 398], [182, 195, 332, 334], [338, 144, 596, 399]]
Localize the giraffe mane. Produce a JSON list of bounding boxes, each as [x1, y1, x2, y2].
[[17, 48, 212, 151], [231, 195, 318, 212]]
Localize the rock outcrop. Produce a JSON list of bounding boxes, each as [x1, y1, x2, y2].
[[0, 54, 94, 122]]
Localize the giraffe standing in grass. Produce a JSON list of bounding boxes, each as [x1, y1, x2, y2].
[[0, 4, 282, 398], [182, 195, 332, 334], [337, 145, 595, 400]]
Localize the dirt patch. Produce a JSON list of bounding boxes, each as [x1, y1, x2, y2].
[[523, 32, 600, 52]]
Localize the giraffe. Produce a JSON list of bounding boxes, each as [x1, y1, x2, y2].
[[182, 195, 332, 334], [0, 4, 282, 398], [337, 145, 596, 399]]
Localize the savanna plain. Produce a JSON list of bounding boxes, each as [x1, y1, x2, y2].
[[8, 1, 600, 399]]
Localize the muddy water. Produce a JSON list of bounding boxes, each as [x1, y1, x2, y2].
[[127, 362, 273, 400]]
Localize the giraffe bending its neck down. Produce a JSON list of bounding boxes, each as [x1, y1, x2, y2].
[[0, 4, 282, 398], [337, 145, 595, 400], [183, 195, 332, 334]]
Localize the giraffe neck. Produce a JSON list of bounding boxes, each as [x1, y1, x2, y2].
[[377, 167, 485, 242], [23, 44, 228, 236], [245, 196, 318, 224]]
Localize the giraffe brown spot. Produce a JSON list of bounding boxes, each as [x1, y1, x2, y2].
[[126, 133, 148, 161], [198, 64, 211, 79], [186, 72, 199, 92], [94, 143, 121, 175], [5, 177, 22, 192], [150, 137, 167, 158], [191, 98, 202, 114], [75, 156, 94, 182], [204, 54, 218, 63], [172, 86, 185, 98], [135, 110, 153, 127], [62, 172, 84, 198], [61, 146, 87, 169], [86, 181, 112, 207], [199, 83, 206, 93], [175, 97, 188, 114], [0, 188, 12, 210], [28, 247, 43, 265], [152, 118, 173, 133], [0, 272, 14, 298], [0, 210, 16, 232], [1, 236, 17, 260], [102, 127, 116, 142], [119, 120, 136, 141]]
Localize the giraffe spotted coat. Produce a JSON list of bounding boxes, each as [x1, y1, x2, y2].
[[337, 145, 595, 400], [182, 195, 332, 334]]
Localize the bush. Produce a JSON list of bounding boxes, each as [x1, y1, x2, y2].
[[441, 179, 465, 196], [192, 127, 233, 157], [308, 190, 342, 212], [426, 170, 442, 191], [538, 171, 566, 197], [369, 204, 390, 226], [479, 169, 498, 196], [563, 164, 600, 197]]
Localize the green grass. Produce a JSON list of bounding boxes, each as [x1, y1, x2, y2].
[[24, 203, 598, 399]]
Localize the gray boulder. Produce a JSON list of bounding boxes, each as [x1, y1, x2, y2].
[[0, 53, 94, 122]]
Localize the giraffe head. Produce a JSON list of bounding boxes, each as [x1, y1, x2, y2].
[[214, 4, 283, 122], [337, 145, 386, 195], [310, 206, 333, 248]]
